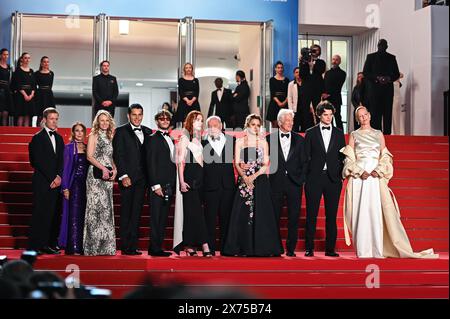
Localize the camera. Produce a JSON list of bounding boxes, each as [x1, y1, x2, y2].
[[300, 47, 312, 64], [162, 183, 173, 202]]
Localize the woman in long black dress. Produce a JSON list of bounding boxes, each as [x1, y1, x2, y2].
[[11, 52, 36, 127], [176, 63, 200, 126], [35, 56, 55, 126], [173, 110, 212, 257], [223, 114, 283, 257], [0, 48, 12, 126], [266, 61, 289, 128]]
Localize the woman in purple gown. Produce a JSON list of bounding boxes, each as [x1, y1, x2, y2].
[[58, 122, 88, 255]]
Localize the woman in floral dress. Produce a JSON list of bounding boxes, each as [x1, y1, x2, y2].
[[223, 114, 283, 257]]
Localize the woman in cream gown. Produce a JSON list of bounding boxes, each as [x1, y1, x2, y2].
[[341, 106, 438, 259]]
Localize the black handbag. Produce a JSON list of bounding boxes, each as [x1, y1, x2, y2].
[[93, 165, 113, 180]]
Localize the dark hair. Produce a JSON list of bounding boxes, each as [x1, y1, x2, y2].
[[100, 60, 110, 68], [154, 109, 173, 121], [16, 52, 30, 69], [311, 44, 321, 51], [0, 48, 8, 55], [316, 101, 336, 117], [293, 67, 299, 73], [214, 77, 223, 87], [162, 102, 171, 111], [39, 56, 49, 72], [70, 122, 87, 141], [128, 103, 143, 115], [236, 70, 246, 80], [274, 61, 284, 68], [43, 107, 59, 119]]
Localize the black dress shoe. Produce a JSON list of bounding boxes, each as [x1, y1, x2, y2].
[[149, 251, 172, 257], [325, 251, 340, 257], [286, 252, 297, 257], [41, 247, 61, 255], [51, 246, 61, 252], [305, 250, 314, 257]]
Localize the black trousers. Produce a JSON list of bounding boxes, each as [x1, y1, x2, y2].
[[305, 171, 342, 252], [204, 187, 234, 254], [293, 111, 302, 132], [28, 178, 60, 250], [333, 103, 344, 131], [370, 84, 394, 135], [271, 175, 302, 254], [298, 92, 320, 132], [149, 189, 173, 253], [119, 178, 146, 252]]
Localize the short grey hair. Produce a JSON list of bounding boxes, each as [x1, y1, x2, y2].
[[206, 115, 222, 127], [277, 109, 295, 124]]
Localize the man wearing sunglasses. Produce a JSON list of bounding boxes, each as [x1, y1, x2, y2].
[[145, 110, 176, 257]]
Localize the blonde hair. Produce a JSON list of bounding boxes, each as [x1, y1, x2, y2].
[[91, 110, 115, 140], [355, 106, 370, 124], [244, 113, 263, 129], [183, 62, 194, 76]]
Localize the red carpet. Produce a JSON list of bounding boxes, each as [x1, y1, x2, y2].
[[0, 127, 448, 298]]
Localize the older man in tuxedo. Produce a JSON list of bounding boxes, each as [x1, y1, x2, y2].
[[202, 116, 236, 255], [267, 109, 306, 257]]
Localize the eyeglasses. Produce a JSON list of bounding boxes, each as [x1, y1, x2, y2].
[[158, 117, 171, 122]]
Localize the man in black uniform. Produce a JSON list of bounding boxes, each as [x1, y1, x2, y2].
[[363, 39, 400, 135], [323, 55, 347, 131], [92, 60, 119, 118]]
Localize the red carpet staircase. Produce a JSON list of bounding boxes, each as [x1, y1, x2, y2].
[[0, 127, 448, 298]]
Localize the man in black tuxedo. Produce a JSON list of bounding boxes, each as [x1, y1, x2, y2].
[[323, 55, 347, 131], [304, 101, 346, 257], [208, 78, 233, 128], [299, 44, 327, 131], [92, 60, 119, 118], [145, 109, 176, 257], [28, 108, 64, 255], [113, 104, 151, 255], [267, 109, 306, 257], [231, 70, 250, 129], [202, 116, 236, 256], [363, 39, 400, 135]]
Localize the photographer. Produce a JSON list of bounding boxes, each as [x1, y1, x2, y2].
[[298, 44, 327, 131], [146, 109, 176, 257], [363, 39, 400, 135]]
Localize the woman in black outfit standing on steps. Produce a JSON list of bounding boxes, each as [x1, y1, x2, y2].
[[175, 63, 200, 126], [35, 56, 55, 126]]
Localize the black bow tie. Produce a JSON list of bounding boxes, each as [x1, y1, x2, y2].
[[160, 131, 169, 137], [281, 133, 290, 139], [211, 136, 221, 142], [48, 130, 55, 136], [322, 126, 331, 131], [133, 128, 142, 132]]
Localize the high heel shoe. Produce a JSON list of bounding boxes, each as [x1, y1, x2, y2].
[[202, 251, 213, 258], [185, 248, 197, 256]]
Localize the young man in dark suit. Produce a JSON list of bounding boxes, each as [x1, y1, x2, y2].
[[202, 116, 236, 256], [92, 60, 119, 118], [231, 70, 250, 129], [113, 104, 151, 255], [28, 107, 64, 255], [323, 55, 347, 130], [207, 78, 233, 128], [145, 109, 176, 257], [304, 101, 346, 257], [267, 109, 306, 257], [363, 39, 400, 135]]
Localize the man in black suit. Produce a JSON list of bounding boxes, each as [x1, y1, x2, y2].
[[28, 107, 64, 255], [304, 101, 346, 257], [299, 44, 327, 131], [323, 55, 347, 130], [363, 39, 400, 135], [92, 60, 119, 118], [231, 70, 250, 129], [208, 78, 233, 128], [202, 116, 236, 256], [113, 104, 151, 255], [267, 109, 306, 257], [146, 109, 176, 257]]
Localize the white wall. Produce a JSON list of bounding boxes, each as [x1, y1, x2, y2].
[[299, 0, 381, 28]]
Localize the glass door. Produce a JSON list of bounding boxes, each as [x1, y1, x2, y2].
[[299, 35, 352, 132], [261, 20, 274, 128]]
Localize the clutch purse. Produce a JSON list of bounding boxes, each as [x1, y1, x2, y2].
[[93, 165, 113, 180]]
